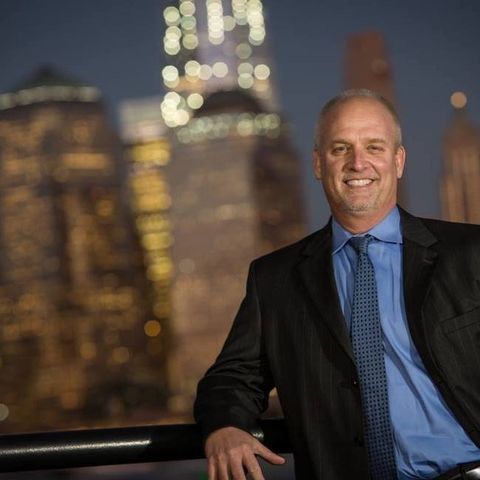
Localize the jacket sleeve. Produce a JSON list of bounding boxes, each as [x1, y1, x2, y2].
[[193, 260, 274, 440]]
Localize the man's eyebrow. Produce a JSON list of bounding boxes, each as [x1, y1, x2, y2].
[[328, 138, 388, 145]]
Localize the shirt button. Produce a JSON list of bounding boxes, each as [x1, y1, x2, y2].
[[352, 379, 359, 387]]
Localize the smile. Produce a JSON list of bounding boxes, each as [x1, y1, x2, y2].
[[344, 179, 374, 187]]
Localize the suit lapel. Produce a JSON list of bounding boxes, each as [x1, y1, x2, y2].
[[296, 223, 354, 362], [296, 209, 439, 365], [400, 208, 438, 339]]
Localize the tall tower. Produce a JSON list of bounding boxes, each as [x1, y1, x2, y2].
[[441, 92, 480, 223], [344, 31, 407, 207], [344, 31, 396, 105], [161, 0, 279, 128], [160, 1, 306, 413], [0, 67, 168, 432]]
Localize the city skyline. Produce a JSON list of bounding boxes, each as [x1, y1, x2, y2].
[[0, 66, 168, 433], [2, 0, 480, 229]]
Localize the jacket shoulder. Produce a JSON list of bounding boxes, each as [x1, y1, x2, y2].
[[419, 216, 480, 247], [251, 227, 328, 274]]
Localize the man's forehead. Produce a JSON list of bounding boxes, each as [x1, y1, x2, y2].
[[327, 97, 392, 120]]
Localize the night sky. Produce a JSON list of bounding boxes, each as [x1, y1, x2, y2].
[[1, 0, 479, 230]]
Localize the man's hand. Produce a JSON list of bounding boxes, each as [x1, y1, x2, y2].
[[204, 426, 286, 480]]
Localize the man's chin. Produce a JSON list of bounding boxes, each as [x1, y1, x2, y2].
[[342, 202, 374, 214]]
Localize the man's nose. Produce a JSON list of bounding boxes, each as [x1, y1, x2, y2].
[[348, 149, 367, 170]]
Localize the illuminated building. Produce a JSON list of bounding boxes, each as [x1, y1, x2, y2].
[[441, 92, 480, 223], [344, 31, 407, 207], [161, 0, 279, 128], [159, 1, 305, 413], [0, 67, 168, 432], [119, 96, 174, 400]]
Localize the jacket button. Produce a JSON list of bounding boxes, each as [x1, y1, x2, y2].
[[354, 436, 364, 447], [352, 379, 359, 387]]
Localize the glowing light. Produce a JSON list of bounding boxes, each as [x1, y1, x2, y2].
[[164, 6, 180, 26], [80, 342, 97, 360], [112, 347, 130, 364], [232, 0, 248, 24], [183, 33, 199, 49], [185, 60, 201, 76], [177, 109, 190, 125], [179, 1, 195, 15], [164, 39, 180, 56], [162, 65, 179, 82], [235, 43, 252, 59], [199, 64, 213, 80], [187, 93, 204, 109], [223, 15, 236, 31], [238, 62, 254, 75], [163, 78, 179, 88], [450, 91, 467, 109], [207, 0, 224, 45], [165, 91, 182, 105], [181, 15, 196, 30], [237, 118, 254, 136], [144, 320, 162, 337], [238, 74, 254, 89], [212, 62, 228, 78], [254, 64, 270, 80], [249, 27, 265, 45], [165, 26, 181, 40]]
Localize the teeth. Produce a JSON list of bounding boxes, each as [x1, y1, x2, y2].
[[346, 179, 372, 186]]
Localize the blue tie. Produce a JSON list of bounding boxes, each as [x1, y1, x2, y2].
[[349, 235, 397, 480]]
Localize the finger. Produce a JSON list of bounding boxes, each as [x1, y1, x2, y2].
[[229, 457, 247, 480], [218, 456, 230, 480], [208, 457, 217, 480], [243, 453, 265, 480], [254, 444, 286, 465]]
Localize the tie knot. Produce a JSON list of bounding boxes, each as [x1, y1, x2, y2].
[[349, 234, 374, 255]]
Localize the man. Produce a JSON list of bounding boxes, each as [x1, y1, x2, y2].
[[194, 90, 480, 479]]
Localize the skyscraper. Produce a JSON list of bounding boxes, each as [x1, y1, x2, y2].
[[161, 1, 305, 413], [344, 31, 407, 207], [344, 31, 396, 106], [0, 67, 167, 432], [441, 92, 480, 223], [161, 0, 279, 128]]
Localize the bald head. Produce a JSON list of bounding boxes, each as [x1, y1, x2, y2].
[[314, 89, 402, 152]]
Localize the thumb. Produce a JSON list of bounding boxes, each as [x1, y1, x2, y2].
[[255, 443, 286, 465]]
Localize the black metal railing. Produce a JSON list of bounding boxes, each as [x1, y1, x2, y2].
[[0, 418, 291, 473]]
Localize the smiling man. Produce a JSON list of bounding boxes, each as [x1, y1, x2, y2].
[[194, 90, 480, 480]]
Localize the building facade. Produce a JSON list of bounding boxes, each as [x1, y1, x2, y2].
[[343, 31, 407, 207], [161, 1, 306, 412], [441, 93, 480, 223], [0, 67, 167, 432]]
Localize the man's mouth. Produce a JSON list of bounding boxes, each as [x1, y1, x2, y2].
[[344, 179, 374, 187]]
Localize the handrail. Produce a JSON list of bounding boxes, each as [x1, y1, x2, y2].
[[0, 418, 291, 472]]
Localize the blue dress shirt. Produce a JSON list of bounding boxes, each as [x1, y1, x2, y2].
[[331, 207, 480, 479]]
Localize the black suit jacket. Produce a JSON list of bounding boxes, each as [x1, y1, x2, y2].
[[194, 209, 480, 479]]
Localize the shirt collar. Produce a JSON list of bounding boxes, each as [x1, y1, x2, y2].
[[331, 206, 403, 254]]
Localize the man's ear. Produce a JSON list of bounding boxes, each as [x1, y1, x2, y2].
[[313, 149, 322, 180], [395, 145, 406, 179]]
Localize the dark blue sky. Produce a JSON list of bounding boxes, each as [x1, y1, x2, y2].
[[1, 0, 479, 229]]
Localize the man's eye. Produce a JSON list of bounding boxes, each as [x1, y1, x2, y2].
[[332, 145, 347, 154], [368, 144, 384, 152]]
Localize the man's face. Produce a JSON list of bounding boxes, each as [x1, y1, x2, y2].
[[313, 98, 405, 226]]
